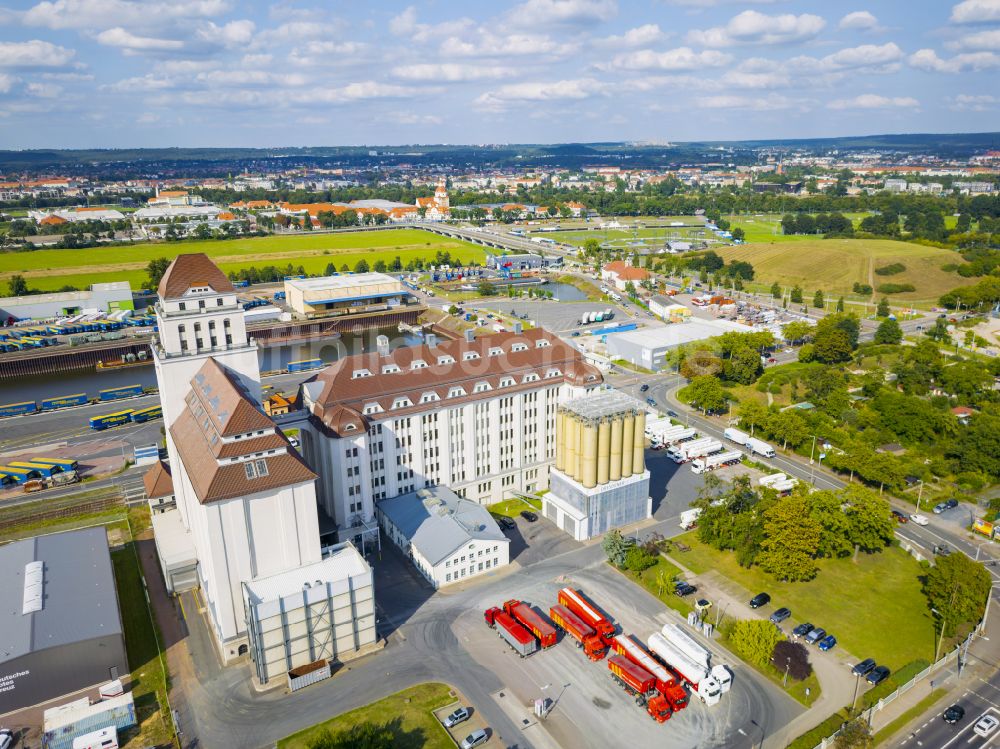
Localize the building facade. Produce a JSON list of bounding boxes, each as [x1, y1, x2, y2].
[[284, 273, 409, 318]]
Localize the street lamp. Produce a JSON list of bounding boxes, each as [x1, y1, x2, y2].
[[851, 672, 864, 713], [737, 719, 765, 749], [932, 607, 948, 663]]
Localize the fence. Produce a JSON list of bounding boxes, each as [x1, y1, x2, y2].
[[810, 631, 975, 749]]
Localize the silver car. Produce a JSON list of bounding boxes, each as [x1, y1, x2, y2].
[[461, 728, 488, 748], [444, 707, 470, 728]]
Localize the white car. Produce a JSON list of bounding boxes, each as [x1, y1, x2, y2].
[[910, 514, 929, 526], [974, 714, 999, 738], [0, 728, 12, 749]]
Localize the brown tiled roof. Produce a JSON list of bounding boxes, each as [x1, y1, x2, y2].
[[314, 404, 368, 437], [188, 358, 273, 438], [143, 460, 174, 499], [306, 328, 602, 426], [157, 253, 235, 299]]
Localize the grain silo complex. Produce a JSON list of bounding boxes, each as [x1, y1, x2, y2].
[[543, 390, 652, 541]]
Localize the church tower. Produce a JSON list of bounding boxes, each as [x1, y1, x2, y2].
[[434, 177, 450, 210]]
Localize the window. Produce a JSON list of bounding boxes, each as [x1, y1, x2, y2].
[[381, 364, 401, 374], [244, 462, 257, 479], [391, 397, 412, 409], [419, 392, 440, 404], [499, 376, 515, 388], [462, 351, 480, 361], [545, 368, 562, 378], [473, 381, 491, 393], [437, 355, 455, 365], [446, 572, 451, 582], [217, 298, 223, 306], [488, 346, 503, 357], [255, 459, 268, 476], [523, 373, 540, 383], [447, 386, 466, 398], [535, 339, 550, 348], [352, 369, 372, 379], [179, 302, 186, 311], [511, 342, 528, 352], [410, 359, 427, 370]]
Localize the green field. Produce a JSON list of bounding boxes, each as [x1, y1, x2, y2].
[[675, 533, 935, 672], [528, 218, 712, 249], [278, 683, 455, 749], [716, 237, 959, 304], [0, 229, 485, 291]]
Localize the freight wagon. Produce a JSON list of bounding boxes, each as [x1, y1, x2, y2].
[[31, 458, 79, 472], [0, 465, 43, 483], [99, 384, 143, 401], [484, 607, 538, 658], [130, 405, 163, 423], [40, 393, 88, 410], [557, 587, 616, 644], [502, 600, 557, 649], [8, 460, 59, 477], [287, 358, 323, 373], [89, 410, 134, 430], [0, 401, 37, 418], [549, 604, 606, 660]]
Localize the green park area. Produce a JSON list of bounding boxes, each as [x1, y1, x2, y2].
[[278, 683, 456, 749], [0, 229, 486, 292]]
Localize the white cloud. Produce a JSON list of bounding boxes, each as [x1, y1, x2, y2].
[[287, 40, 368, 67], [950, 0, 1000, 24], [604, 46, 731, 71], [828, 94, 918, 109], [390, 6, 418, 36], [26, 81, 62, 98], [255, 20, 341, 44], [814, 42, 903, 71], [696, 93, 795, 110], [596, 24, 665, 48], [307, 81, 421, 104], [507, 0, 617, 25], [909, 48, 1000, 72], [388, 7, 474, 43], [719, 68, 791, 89], [688, 10, 826, 47], [440, 32, 576, 58], [22, 0, 230, 30], [0, 40, 75, 67], [240, 54, 272, 68], [664, 0, 792, 5], [196, 20, 255, 48], [475, 78, 602, 110], [96, 27, 184, 51], [948, 29, 1000, 51], [388, 112, 444, 125], [391, 63, 515, 82], [0, 74, 14, 93], [838, 11, 880, 31], [136, 111, 159, 124], [951, 93, 999, 110]]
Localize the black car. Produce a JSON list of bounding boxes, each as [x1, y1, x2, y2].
[[943, 704, 966, 724], [946, 498, 959, 510], [866, 665, 891, 685], [792, 622, 814, 639], [667, 410, 678, 418], [640, 384, 650, 392], [520, 510, 538, 522], [749, 592, 771, 609], [769, 607, 791, 624], [497, 516, 516, 530], [646, 397, 657, 407], [852, 658, 877, 677], [675, 582, 697, 597]]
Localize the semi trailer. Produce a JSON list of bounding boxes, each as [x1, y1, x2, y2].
[[690, 450, 742, 474], [647, 632, 722, 706], [668, 438, 722, 463], [549, 604, 607, 660], [745, 437, 776, 458], [484, 607, 538, 658], [661, 624, 734, 694], [502, 600, 557, 649], [611, 635, 689, 712], [607, 654, 657, 705], [723, 427, 750, 446], [557, 587, 616, 644]]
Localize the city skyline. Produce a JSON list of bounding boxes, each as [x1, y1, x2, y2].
[[0, 0, 998, 149]]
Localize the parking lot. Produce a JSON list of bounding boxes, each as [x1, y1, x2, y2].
[[434, 693, 503, 749], [465, 297, 623, 333]]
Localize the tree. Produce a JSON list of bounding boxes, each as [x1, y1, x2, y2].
[[790, 285, 803, 304], [782, 320, 813, 344], [874, 317, 903, 344], [842, 485, 895, 553], [728, 619, 785, 668], [836, 297, 845, 313], [354, 259, 370, 273], [732, 227, 745, 242], [812, 327, 853, 364], [773, 640, 812, 681], [835, 720, 873, 749], [758, 495, 821, 581], [766, 409, 808, 450], [723, 346, 764, 385], [624, 545, 657, 573], [602, 529, 632, 567], [924, 553, 992, 636], [373, 259, 387, 273], [145, 257, 171, 289], [477, 280, 497, 296], [813, 289, 825, 309], [686, 376, 729, 414], [738, 401, 770, 436], [6, 274, 29, 297], [771, 281, 782, 299], [877, 297, 891, 317]]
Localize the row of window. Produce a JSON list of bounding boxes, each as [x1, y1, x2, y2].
[[359, 370, 563, 414], [445, 558, 498, 582]]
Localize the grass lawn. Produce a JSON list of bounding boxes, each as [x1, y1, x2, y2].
[[277, 683, 455, 749], [714, 238, 959, 305], [622, 555, 695, 618], [111, 544, 174, 748], [675, 533, 935, 672], [488, 495, 542, 517], [0, 229, 485, 291]]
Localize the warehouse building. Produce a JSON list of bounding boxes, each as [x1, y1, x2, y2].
[[377, 485, 510, 588], [543, 390, 651, 541], [0, 281, 133, 322], [606, 318, 751, 371], [0, 527, 129, 715], [284, 273, 410, 318], [486, 252, 561, 270]]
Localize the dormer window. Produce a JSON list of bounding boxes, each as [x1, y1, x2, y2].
[[437, 355, 455, 365], [511, 343, 528, 352], [244, 458, 269, 479], [535, 339, 550, 348], [545, 368, 562, 378], [499, 376, 515, 388], [343, 423, 357, 432], [352, 369, 372, 379], [523, 372, 540, 383], [448, 386, 466, 398], [462, 351, 480, 361], [411, 359, 428, 370], [473, 381, 491, 393], [488, 347, 503, 357], [381, 364, 401, 374], [420, 392, 440, 404], [391, 397, 413, 409], [362, 402, 382, 415]]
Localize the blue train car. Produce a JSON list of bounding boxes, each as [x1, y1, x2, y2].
[[0, 465, 40, 483], [9, 460, 58, 477], [0, 401, 37, 418], [98, 384, 143, 401], [130, 405, 162, 423], [287, 358, 323, 373], [89, 409, 134, 430], [31, 457, 79, 472], [40, 393, 88, 410]]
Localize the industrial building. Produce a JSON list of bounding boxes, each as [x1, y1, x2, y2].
[[242, 542, 377, 685], [283, 273, 410, 318], [0, 527, 129, 715], [648, 296, 692, 322], [486, 252, 561, 270], [0, 281, 133, 322], [543, 390, 651, 541], [377, 485, 510, 588], [605, 318, 752, 371]]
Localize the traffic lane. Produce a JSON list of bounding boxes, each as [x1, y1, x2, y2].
[[896, 704, 1000, 749]]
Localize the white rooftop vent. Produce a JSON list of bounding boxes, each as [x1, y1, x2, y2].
[[22, 560, 43, 615]]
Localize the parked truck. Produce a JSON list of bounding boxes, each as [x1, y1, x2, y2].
[[549, 604, 606, 660], [661, 624, 733, 694], [723, 427, 750, 446], [557, 587, 615, 644], [679, 508, 702, 531], [607, 654, 658, 706], [658, 427, 697, 445], [611, 635, 689, 713], [484, 607, 538, 658], [758, 472, 787, 487], [647, 632, 723, 706], [668, 438, 722, 464], [745, 436, 776, 458], [502, 600, 557, 649], [690, 450, 742, 474]]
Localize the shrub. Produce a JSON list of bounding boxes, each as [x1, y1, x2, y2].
[[876, 283, 916, 294], [728, 619, 785, 669], [773, 640, 813, 681], [624, 545, 657, 573], [874, 263, 906, 276]]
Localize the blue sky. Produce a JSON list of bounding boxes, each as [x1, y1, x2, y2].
[[0, 0, 998, 149]]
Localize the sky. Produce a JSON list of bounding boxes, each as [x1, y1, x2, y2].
[[0, 0, 998, 149]]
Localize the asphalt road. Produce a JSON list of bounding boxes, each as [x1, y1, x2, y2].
[[890, 671, 1000, 749]]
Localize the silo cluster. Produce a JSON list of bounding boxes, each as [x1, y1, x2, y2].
[[555, 395, 646, 489]]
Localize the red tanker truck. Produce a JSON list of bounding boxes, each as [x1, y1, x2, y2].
[[557, 587, 615, 644], [549, 604, 607, 660]]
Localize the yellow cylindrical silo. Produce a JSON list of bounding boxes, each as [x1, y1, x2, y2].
[[582, 423, 598, 488], [633, 410, 646, 474], [565, 415, 578, 480], [554, 411, 566, 472], [575, 416, 585, 480], [597, 419, 611, 485], [621, 413, 634, 477], [609, 417, 623, 482]]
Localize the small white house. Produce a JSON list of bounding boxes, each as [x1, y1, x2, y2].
[[377, 486, 510, 588]]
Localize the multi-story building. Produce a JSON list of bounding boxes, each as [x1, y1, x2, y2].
[[297, 326, 604, 545]]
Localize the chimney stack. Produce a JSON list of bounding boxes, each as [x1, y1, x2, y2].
[[513, 321, 523, 335], [376, 334, 390, 357], [464, 328, 475, 343], [425, 333, 437, 348]]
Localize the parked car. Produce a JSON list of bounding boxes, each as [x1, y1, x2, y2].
[[943, 704, 966, 724], [646, 397, 657, 407], [866, 665, 890, 685], [520, 510, 538, 522], [667, 410, 678, 418], [852, 658, 876, 677], [805, 627, 826, 645], [0, 729, 11, 749], [749, 592, 771, 609], [497, 516, 516, 530], [571, 331, 581, 337], [640, 384, 650, 392], [767, 357, 777, 363], [769, 607, 792, 624], [974, 715, 1000, 738], [444, 707, 470, 728], [910, 514, 930, 526], [818, 635, 837, 651], [462, 729, 489, 748], [792, 623, 814, 639], [933, 544, 952, 556], [945, 498, 959, 510], [674, 582, 697, 597], [891, 509, 909, 524], [933, 502, 949, 514]]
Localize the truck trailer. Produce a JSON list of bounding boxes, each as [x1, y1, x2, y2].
[[668, 438, 722, 463], [745, 437, 776, 458], [661, 624, 733, 694], [484, 607, 538, 658], [679, 508, 702, 531], [647, 632, 722, 706], [658, 427, 697, 445], [557, 587, 616, 644], [690, 450, 742, 474], [723, 427, 750, 446], [758, 472, 787, 487], [611, 635, 689, 712], [502, 600, 557, 649], [549, 604, 606, 660], [607, 654, 657, 705]]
